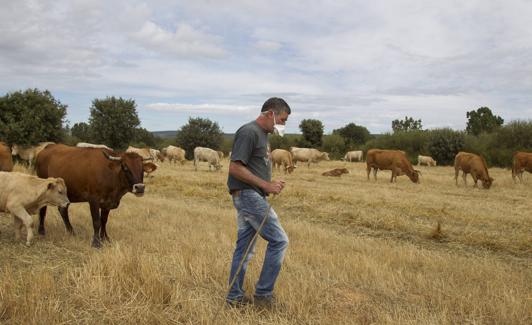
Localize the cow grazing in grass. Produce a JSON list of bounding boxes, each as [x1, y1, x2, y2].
[[512, 151, 532, 183], [454, 151, 493, 189], [290, 147, 330, 168], [0, 172, 69, 246], [418, 155, 437, 167], [366, 149, 420, 183], [343, 151, 363, 162], [194, 147, 222, 171], [271, 149, 296, 174], [162, 145, 186, 165], [36, 144, 150, 247]]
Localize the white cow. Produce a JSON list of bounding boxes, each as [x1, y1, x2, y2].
[[290, 147, 330, 168], [0, 172, 69, 245], [76, 142, 113, 151], [194, 147, 222, 171], [271, 149, 297, 174], [11, 142, 55, 168], [343, 150, 363, 162], [162, 145, 186, 165], [418, 155, 437, 167]]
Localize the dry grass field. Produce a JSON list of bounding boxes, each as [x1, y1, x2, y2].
[[1, 159, 531, 324]]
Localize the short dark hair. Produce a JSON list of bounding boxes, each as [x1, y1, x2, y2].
[[261, 97, 291, 114]]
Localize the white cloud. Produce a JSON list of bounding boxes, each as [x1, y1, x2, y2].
[[255, 40, 282, 52], [132, 21, 225, 58], [146, 102, 254, 114]]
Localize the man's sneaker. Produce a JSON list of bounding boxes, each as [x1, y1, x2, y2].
[[226, 296, 252, 308]]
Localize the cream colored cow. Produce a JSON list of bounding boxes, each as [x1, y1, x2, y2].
[[11, 142, 54, 168], [0, 172, 69, 245]]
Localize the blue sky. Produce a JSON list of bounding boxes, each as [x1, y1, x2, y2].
[[1, 0, 531, 134]]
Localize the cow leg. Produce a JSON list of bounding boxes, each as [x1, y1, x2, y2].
[[100, 208, 111, 242], [366, 166, 371, 180], [373, 168, 378, 181], [454, 168, 459, 186], [38, 206, 47, 235], [58, 206, 75, 235], [8, 206, 34, 246], [89, 202, 102, 248], [13, 215, 23, 241], [462, 172, 467, 185]]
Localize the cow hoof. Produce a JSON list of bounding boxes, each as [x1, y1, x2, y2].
[[25, 241, 31, 247], [91, 239, 102, 248]]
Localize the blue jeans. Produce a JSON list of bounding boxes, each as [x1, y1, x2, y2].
[[227, 189, 289, 302]]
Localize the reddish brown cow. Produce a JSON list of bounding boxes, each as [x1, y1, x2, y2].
[[35, 144, 149, 247], [454, 151, 493, 189], [512, 151, 532, 183], [366, 149, 420, 183], [0, 142, 13, 172], [322, 168, 349, 177]]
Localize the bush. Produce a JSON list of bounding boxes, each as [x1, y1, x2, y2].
[[363, 130, 429, 162], [427, 129, 465, 166], [321, 134, 346, 160], [176, 117, 223, 160]]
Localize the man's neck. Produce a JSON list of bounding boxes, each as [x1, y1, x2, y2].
[[255, 115, 270, 133]]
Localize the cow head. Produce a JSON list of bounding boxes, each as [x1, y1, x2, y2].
[[322, 152, 330, 161], [11, 144, 19, 156], [482, 177, 494, 189], [103, 151, 148, 196], [410, 169, 421, 183], [44, 177, 70, 208], [286, 165, 297, 174]]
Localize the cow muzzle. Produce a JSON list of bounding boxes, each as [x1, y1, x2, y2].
[[61, 200, 70, 208], [132, 183, 145, 196]]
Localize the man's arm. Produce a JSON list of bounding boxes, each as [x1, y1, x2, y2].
[[229, 161, 284, 194]]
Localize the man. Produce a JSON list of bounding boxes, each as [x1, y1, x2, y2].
[[226, 97, 290, 307]]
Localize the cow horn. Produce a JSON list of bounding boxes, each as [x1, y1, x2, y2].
[[102, 151, 122, 161]]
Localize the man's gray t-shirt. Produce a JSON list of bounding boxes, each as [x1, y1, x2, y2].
[[227, 121, 271, 196]]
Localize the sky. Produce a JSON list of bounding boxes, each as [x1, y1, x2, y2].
[[1, 0, 531, 134]]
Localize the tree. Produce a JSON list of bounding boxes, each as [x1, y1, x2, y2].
[[0, 88, 67, 145], [176, 117, 223, 160], [132, 127, 160, 148], [299, 119, 324, 147], [466, 107, 504, 135], [333, 123, 371, 148], [88, 97, 140, 150], [392, 116, 422, 133], [71, 122, 91, 142], [321, 134, 346, 160], [427, 128, 465, 165]]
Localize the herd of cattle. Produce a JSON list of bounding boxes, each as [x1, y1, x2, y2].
[[0, 141, 531, 248]]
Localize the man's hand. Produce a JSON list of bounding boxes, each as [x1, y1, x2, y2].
[[264, 180, 286, 195]]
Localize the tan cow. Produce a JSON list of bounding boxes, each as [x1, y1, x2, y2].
[[163, 145, 186, 165], [343, 150, 363, 162], [512, 151, 532, 183], [366, 149, 420, 183], [149, 148, 165, 162], [194, 147, 222, 171], [418, 155, 437, 167], [454, 152, 493, 189], [0, 142, 13, 172], [271, 149, 296, 174], [322, 168, 349, 177], [126, 146, 153, 160], [290, 147, 330, 168], [0, 172, 69, 245], [76, 142, 113, 150], [217, 151, 225, 160], [11, 142, 54, 168]]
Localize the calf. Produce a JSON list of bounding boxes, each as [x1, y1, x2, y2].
[[0, 172, 69, 245], [322, 168, 349, 177]]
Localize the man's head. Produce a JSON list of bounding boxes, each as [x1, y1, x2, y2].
[[259, 97, 291, 134]]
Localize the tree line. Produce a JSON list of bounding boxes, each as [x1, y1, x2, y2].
[[1, 88, 531, 167]]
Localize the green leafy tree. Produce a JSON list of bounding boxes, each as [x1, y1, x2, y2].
[[392, 116, 422, 133], [176, 117, 223, 160], [0, 89, 67, 145], [132, 127, 160, 148], [88, 97, 140, 150], [321, 134, 346, 160], [466, 107, 504, 135], [71, 122, 91, 142], [427, 128, 465, 165], [333, 123, 371, 148], [299, 119, 324, 147]]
